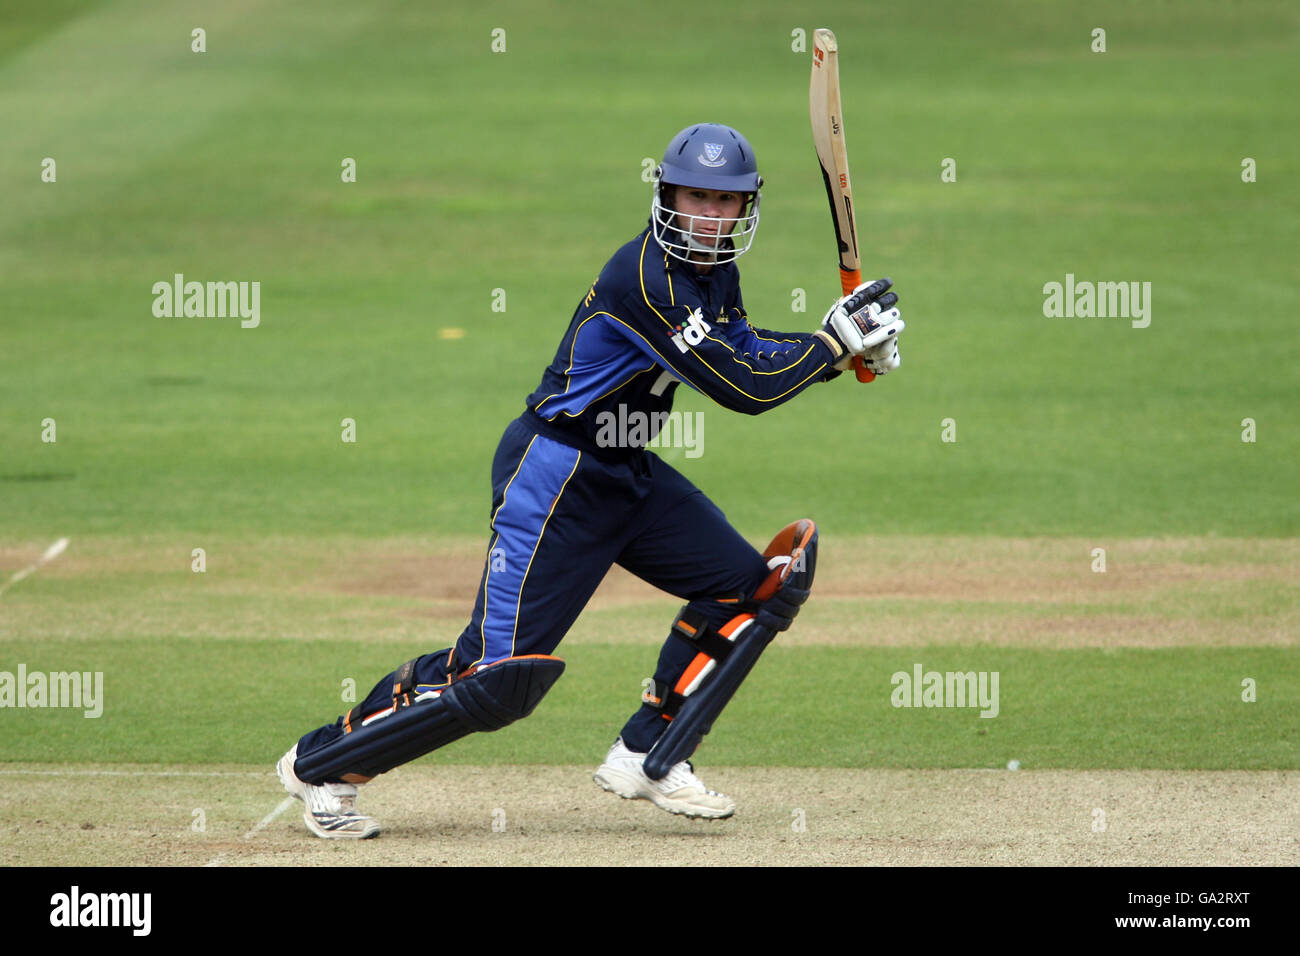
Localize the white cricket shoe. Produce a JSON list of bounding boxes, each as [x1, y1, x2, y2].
[[276, 744, 380, 840], [593, 737, 736, 819]]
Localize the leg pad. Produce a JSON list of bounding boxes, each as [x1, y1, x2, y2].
[[643, 520, 817, 779], [294, 655, 565, 783]]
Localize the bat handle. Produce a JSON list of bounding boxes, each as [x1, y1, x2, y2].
[[839, 268, 876, 383]]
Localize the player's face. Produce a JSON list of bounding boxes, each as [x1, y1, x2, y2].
[[672, 187, 746, 247]]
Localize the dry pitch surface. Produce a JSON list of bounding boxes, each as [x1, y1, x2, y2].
[[2, 765, 1295, 866], [3, 535, 1296, 866]]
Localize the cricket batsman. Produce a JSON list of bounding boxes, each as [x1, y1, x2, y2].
[[275, 123, 905, 838]]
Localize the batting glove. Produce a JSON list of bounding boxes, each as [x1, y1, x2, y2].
[[861, 333, 902, 375], [814, 278, 904, 359]]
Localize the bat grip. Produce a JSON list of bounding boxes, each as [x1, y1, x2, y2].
[[850, 358, 876, 383], [839, 268, 876, 383]]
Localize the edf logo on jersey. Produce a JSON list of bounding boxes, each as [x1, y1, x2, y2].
[[670, 308, 712, 354]]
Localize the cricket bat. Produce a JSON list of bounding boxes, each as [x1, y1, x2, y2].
[[809, 27, 875, 383]]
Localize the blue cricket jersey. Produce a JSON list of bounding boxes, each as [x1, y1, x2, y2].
[[524, 224, 840, 454]]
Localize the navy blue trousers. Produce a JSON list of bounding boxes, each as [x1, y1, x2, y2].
[[297, 414, 770, 771]]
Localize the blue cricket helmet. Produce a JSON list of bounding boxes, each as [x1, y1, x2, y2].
[[651, 123, 763, 264]]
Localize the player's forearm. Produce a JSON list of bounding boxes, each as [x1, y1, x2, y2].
[[746, 327, 819, 347], [610, 296, 837, 414], [681, 336, 840, 415]]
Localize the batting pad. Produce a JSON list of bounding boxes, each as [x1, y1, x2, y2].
[[294, 655, 565, 783], [643, 519, 818, 780]]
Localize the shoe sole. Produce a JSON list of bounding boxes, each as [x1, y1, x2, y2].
[[277, 751, 380, 840], [301, 813, 380, 840], [594, 766, 735, 820]]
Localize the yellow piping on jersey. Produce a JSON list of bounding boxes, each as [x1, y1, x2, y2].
[[697, 325, 823, 376], [473, 434, 539, 669], [534, 314, 602, 415], [638, 233, 675, 331], [636, 233, 825, 384], [555, 358, 659, 419], [510, 450, 583, 656], [602, 314, 828, 407], [536, 313, 659, 420]]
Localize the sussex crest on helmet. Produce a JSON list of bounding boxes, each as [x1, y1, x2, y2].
[[698, 143, 727, 168]]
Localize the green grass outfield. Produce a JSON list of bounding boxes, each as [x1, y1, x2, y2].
[[1, 1, 1296, 780], [1, 639, 1295, 770]]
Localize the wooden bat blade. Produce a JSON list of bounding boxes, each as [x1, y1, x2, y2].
[[810, 27, 860, 289], [810, 27, 873, 382]]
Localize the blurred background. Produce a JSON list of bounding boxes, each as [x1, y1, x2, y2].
[[1, 0, 1295, 542]]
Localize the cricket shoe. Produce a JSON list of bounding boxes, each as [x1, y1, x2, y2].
[[276, 744, 380, 839], [593, 737, 736, 819]]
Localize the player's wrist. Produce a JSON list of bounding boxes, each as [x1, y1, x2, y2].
[[812, 328, 845, 360]]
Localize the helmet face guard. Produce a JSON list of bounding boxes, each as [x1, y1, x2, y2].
[[650, 124, 763, 265]]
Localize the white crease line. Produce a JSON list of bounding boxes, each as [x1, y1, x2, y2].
[[2, 765, 290, 866], [0, 537, 69, 597], [204, 797, 296, 866], [0, 770, 267, 777], [244, 797, 294, 840]]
